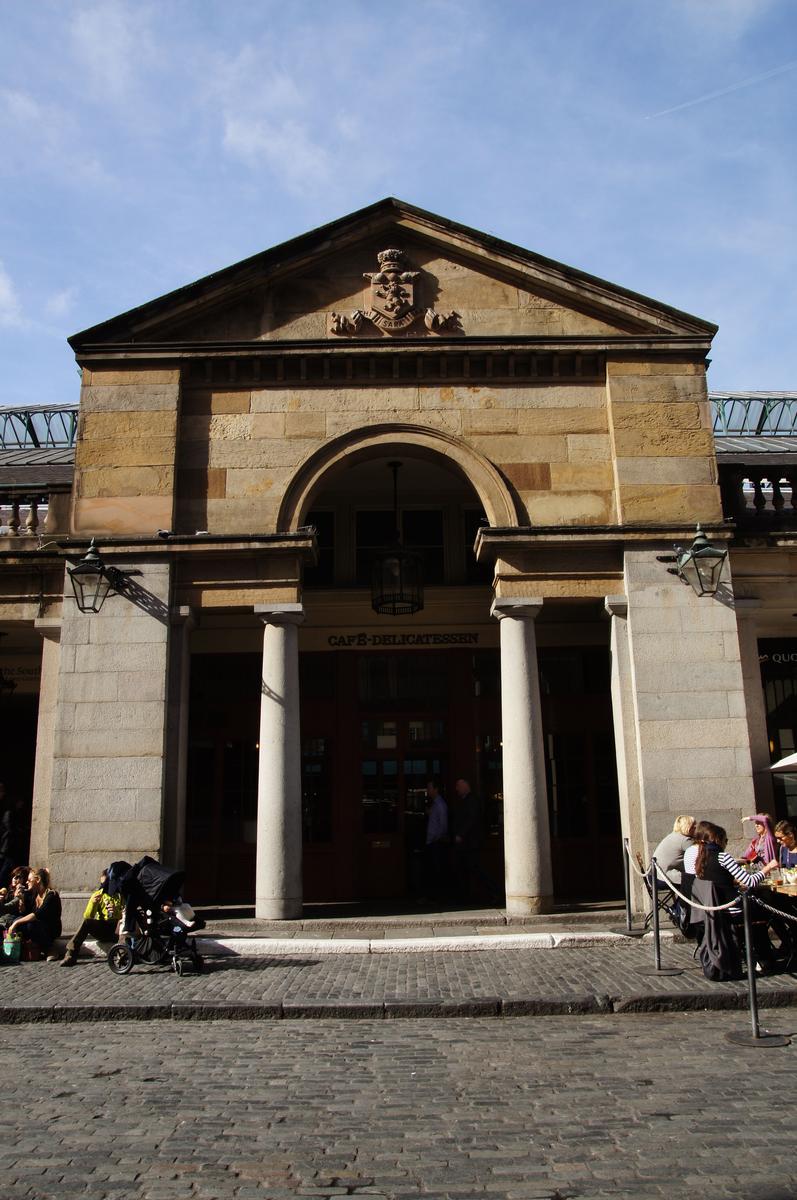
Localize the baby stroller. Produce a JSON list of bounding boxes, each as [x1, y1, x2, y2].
[[105, 857, 205, 976]]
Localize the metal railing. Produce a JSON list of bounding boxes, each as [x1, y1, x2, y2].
[[0, 405, 78, 450], [711, 394, 797, 437]]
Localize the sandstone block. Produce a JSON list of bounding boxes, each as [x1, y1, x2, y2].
[[619, 483, 723, 523], [181, 389, 251, 415], [72, 699, 164, 731], [631, 631, 726, 665], [81, 411, 178, 441], [470, 434, 568, 463], [524, 491, 614, 525], [78, 466, 173, 499], [513, 385, 606, 410], [61, 672, 118, 703], [632, 660, 745, 694], [549, 463, 615, 490], [116, 671, 167, 702], [56, 728, 166, 758], [202, 497, 280, 533], [641, 745, 740, 782], [76, 436, 177, 468], [638, 717, 750, 750], [608, 374, 707, 406], [607, 360, 703, 376], [612, 429, 715, 457], [517, 408, 608, 436], [177, 468, 227, 500], [181, 414, 253, 442], [250, 412, 287, 438], [463, 410, 519, 434], [635, 690, 730, 721], [63, 820, 161, 852], [566, 434, 612, 461], [610, 402, 704, 432], [286, 411, 326, 438], [614, 456, 715, 485], [79, 384, 179, 413], [501, 463, 552, 491], [64, 755, 165, 791], [51, 788, 162, 824], [224, 468, 293, 499], [74, 642, 167, 676], [206, 438, 315, 470], [84, 369, 180, 387]]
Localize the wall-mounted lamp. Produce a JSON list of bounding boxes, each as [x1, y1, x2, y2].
[[67, 539, 117, 614], [657, 525, 728, 598]]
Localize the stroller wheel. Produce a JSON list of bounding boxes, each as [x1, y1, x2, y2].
[[192, 951, 204, 973], [174, 957, 184, 976], [107, 942, 134, 975]]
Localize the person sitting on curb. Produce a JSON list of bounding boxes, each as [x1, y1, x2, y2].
[[7, 867, 61, 960], [0, 865, 31, 932], [61, 869, 123, 966]]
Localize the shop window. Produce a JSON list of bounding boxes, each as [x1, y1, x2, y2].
[[358, 654, 448, 707], [361, 758, 398, 832]]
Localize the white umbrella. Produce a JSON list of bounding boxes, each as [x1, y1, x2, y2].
[[770, 751, 797, 774]]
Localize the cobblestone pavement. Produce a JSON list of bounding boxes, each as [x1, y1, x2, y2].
[[1, 1013, 796, 1200], [1, 942, 797, 1020]]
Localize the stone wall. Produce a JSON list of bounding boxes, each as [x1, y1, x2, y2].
[[46, 561, 171, 923]]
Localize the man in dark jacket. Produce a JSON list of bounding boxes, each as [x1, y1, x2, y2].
[[450, 778, 501, 904]]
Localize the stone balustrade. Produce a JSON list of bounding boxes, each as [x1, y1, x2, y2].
[[0, 490, 70, 538], [719, 464, 797, 530]]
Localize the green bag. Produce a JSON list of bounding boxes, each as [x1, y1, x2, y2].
[[2, 934, 21, 963]]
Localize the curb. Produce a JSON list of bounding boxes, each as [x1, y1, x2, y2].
[[2, 989, 796, 1024]]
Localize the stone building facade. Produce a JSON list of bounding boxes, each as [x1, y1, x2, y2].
[[1, 199, 795, 925]]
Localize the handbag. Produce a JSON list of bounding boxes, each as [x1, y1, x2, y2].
[[2, 933, 21, 963]]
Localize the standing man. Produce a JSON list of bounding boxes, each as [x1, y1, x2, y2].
[[423, 779, 448, 901], [451, 777, 501, 904]]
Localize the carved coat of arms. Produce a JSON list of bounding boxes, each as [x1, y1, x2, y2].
[[331, 248, 459, 337]]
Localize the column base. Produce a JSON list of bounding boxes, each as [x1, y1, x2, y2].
[[255, 898, 303, 920], [505, 893, 553, 916]]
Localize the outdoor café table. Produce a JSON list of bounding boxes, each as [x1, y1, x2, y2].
[[751, 883, 797, 967]]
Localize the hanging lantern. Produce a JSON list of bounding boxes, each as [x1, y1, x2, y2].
[[675, 526, 728, 597], [67, 539, 115, 613], [371, 461, 424, 616]]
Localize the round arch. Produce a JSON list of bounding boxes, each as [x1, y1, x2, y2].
[[276, 422, 519, 532]]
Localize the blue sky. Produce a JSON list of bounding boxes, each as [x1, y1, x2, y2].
[[1, 0, 795, 407]]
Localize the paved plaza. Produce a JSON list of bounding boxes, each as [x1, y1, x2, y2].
[[2, 942, 797, 1021], [2, 1012, 796, 1200]]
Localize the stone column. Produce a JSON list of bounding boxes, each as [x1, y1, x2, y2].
[[491, 597, 553, 914], [605, 595, 645, 912], [254, 603, 304, 920], [735, 599, 774, 812], [28, 618, 62, 867], [162, 607, 195, 869]]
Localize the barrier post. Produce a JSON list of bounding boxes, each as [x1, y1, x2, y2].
[[726, 892, 789, 1047], [612, 838, 646, 937], [638, 857, 683, 977]]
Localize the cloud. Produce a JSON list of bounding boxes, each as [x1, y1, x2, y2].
[[0, 87, 112, 186], [223, 115, 333, 195], [0, 262, 24, 328], [672, 0, 778, 39], [44, 286, 79, 319], [70, 1, 146, 99]]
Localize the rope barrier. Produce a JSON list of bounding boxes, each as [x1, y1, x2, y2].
[[749, 892, 797, 925], [647, 862, 746, 913]]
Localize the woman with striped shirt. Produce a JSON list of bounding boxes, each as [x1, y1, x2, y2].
[[685, 822, 779, 979]]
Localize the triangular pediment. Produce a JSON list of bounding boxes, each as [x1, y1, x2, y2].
[[69, 198, 716, 350]]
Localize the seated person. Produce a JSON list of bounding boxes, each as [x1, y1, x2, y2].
[[6, 867, 62, 959], [652, 814, 696, 885], [0, 865, 32, 931], [61, 869, 123, 966], [685, 821, 778, 979], [741, 813, 778, 865], [775, 820, 797, 876]]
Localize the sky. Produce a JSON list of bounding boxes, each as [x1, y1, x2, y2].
[[0, 0, 795, 408]]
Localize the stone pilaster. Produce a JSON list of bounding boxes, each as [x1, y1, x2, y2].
[[623, 548, 756, 856], [605, 595, 645, 911], [162, 606, 195, 869], [254, 603, 304, 919], [490, 597, 553, 914], [28, 618, 62, 867], [49, 559, 172, 927]]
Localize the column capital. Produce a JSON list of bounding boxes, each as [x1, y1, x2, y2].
[[254, 602, 305, 627], [490, 597, 543, 622], [604, 595, 628, 618], [33, 617, 62, 643]]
